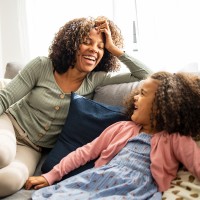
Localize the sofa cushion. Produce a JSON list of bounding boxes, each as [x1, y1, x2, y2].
[[41, 92, 127, 179]]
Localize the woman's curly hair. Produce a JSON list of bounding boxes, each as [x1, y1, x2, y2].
[[124, 71, 200, 138], [48, 16, 123, 74]]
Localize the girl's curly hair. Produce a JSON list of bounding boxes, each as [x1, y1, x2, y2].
[[48, 16, 123, 74], [124, 71, 200, 138]]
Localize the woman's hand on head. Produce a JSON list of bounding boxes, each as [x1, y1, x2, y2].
[[25, 176, 49, 190], [95, 19, 113, 48], [95, 19, 123, 56]]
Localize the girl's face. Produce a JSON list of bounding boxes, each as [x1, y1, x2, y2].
[[74, 28, 104, 73], [131, 78, 159, 132]]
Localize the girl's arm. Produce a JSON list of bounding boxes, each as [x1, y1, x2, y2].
[[171, 134, 200, 180], [25, 121, 124, 190]]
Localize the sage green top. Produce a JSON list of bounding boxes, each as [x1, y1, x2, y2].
[[0, 53, 151, 148]]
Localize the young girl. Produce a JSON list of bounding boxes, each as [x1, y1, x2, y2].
[[25, 71, 200, 200]]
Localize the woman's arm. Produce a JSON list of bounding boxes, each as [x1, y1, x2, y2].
[[118, 53, 153, 80], [96, 53, 152, 86], [95, 19, 152, 85]]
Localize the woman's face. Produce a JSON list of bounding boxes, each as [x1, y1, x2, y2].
[[131, 78, 159, 131], [74, 28, 104, 73]]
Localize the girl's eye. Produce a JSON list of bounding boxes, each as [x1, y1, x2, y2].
[[98, 45, 104, 50], [140, 90, 145, 96]]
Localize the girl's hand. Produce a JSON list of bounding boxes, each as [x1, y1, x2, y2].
[[25, 176, 49, 190], [95, 19, 123, 57]]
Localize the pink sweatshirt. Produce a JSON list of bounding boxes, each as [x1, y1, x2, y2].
[[43, 121, 200, 192]]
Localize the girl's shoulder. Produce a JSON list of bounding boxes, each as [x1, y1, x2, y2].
[[152, 131, 196, 147], [113, 120, 139, 127], [113, 121, 141, 133]]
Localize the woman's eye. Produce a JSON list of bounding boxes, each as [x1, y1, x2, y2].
[[83, 39, 91, 45]]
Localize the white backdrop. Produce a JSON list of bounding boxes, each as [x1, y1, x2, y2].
[[1, 0, 200, 77]]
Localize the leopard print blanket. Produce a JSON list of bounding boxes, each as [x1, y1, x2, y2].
[[162, 169, 200, 200]]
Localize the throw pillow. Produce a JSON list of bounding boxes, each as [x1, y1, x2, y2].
[[41, 92, 127, 180]]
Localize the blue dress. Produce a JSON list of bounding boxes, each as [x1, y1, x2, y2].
[[32, 133, 162, 200]]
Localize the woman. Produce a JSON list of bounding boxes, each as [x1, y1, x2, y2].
[[0, 16, 151, 197]]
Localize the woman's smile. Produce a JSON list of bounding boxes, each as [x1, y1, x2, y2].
[[82, 54, 97, 65]]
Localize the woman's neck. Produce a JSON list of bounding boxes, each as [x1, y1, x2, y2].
[[64, 67, 88, 81], [54, 69, 87, 93]]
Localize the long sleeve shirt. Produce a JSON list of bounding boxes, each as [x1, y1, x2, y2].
[[43, 121, 200, 192], [0, 53, 151, 148]]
